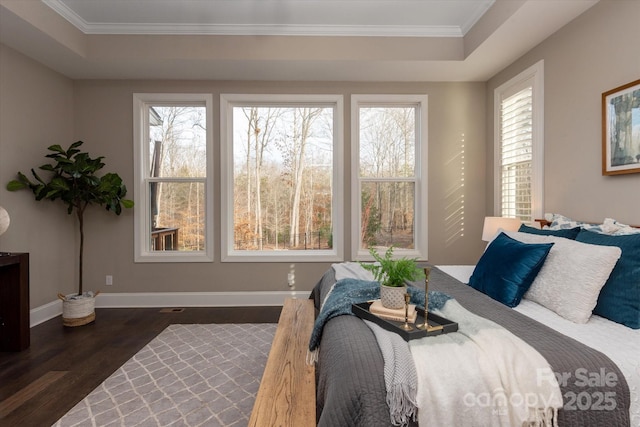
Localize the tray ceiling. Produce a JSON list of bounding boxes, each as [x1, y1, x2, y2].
[[0, 0, 600, 81], [42, 0, 495, 37]]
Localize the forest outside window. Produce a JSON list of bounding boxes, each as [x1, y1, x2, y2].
[[352, 95, 428, 260], [220, 94, 344, 262], [133, 93, 214, 262]]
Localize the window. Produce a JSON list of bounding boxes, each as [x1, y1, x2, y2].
[[220, 94, 343, 262], [494, 61, 544, 222], [352, 95, 428, 260], [133, 93, 214, 262]]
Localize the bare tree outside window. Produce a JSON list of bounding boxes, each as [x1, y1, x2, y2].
[[148, 105, 207, 251], [232, 106, 334, 251], [359, 107, 417, 250]]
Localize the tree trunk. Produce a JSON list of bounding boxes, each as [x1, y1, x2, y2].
[[255, 122, 263, 250], [76, 206, 85, 296]]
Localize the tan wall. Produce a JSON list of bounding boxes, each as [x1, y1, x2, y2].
[[0, 46, 487, 306], [0, 44, 76, 307], [8, 0, 638, 307], [486, 0, 640, 225], [75, 80, 487, 295]]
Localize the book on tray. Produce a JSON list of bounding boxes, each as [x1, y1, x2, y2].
[[369, 299, 417, 323]]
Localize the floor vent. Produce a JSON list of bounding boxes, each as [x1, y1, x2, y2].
[[159, 308, 185, 313]]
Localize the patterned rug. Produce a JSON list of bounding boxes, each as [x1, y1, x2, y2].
[[53, 323, 277, 427]]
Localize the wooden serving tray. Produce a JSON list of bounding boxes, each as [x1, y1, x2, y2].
[[352, 302, 458, 341]]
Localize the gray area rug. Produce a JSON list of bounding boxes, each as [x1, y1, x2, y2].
[[53, 323, 277, 427]]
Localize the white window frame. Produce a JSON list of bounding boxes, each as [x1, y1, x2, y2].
[[133, 93, 214, 263], [493, 60, 544, 221], [220, 94, 344, 262], [351, 94, 429, 261]]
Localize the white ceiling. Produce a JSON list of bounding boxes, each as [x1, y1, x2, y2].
[[42, 0, 495, 37], [0, 0, 600, 82]]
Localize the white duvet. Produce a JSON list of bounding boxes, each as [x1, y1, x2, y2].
[[438, 265, 640, 427]]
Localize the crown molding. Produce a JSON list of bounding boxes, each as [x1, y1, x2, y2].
[[42, 0, 466, 37]]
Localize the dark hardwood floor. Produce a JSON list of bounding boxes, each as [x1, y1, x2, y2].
[[0, 306, 282, 426]]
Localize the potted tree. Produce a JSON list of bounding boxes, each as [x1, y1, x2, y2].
[[361, 246, 425, 309], [6, 141, 134, 326]]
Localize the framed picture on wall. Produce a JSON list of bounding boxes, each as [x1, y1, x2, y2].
[[602, 78, 640, 175]]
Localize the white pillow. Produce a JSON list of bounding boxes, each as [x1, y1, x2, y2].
[[545, 213, 608, 233], [545, 213, 640, 235], [604, 217, 640, 235], [503, 231, 622, 323]]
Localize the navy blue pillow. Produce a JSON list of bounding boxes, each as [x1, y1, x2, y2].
[[469, 232, 554, 307], [575, 230, 640, 329], [518, 224, 581, 239]]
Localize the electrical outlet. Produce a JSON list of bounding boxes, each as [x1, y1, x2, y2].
[[106, 275, 113, 286]]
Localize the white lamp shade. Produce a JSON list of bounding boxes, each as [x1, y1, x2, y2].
[[482, 216, 521, 241], [0, 206, 9, 236]]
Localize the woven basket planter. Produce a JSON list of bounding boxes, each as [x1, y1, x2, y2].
[[58, 292, 99, 327]]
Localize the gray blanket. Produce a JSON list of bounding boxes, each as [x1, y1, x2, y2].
[[310, 266, 630, 427]]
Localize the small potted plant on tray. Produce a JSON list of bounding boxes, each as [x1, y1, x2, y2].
[[6, 141, 134, 327], [361, 246, 425, 309]]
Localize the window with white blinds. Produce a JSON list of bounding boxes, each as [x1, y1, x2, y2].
[[494, 61, 544, 223], [500, 86, 533, 219]]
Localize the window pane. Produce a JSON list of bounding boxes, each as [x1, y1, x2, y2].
[[148, 106, 207, 178], [500, 86, 533, 222], [359, 107, 416, 178], [150, 181, 205, 251], [134, 93, 213, 262], [501, 161, 532, 219], [360, 181, 415, 250], [232, 106, 334, 251]]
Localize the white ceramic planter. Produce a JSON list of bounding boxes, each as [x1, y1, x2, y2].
[[380, 284, 407, 309]]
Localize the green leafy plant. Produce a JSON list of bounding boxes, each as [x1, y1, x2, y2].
[[6, 141, 134, 296], [361, 246, 425, 287]]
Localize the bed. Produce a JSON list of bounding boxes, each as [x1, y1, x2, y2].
[[309, 215, 640, 427]]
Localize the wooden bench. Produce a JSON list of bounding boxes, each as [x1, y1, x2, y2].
[[248, 298, 316, 427]]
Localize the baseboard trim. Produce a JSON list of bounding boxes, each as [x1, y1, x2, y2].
[[30, 290, 309, 327], [30, 299, 63, 327], [95, 291, 309, 308]]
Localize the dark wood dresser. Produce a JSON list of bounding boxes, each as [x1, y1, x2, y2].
[[0, 253, 30, 351]]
